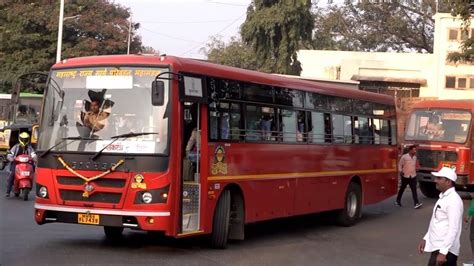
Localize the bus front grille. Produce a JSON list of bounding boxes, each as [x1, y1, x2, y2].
[[57, 176, 126, 188], [417, 149, 458, 168], [59, 190, 122, 204]]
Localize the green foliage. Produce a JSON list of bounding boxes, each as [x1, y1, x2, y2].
[[314, 0, 435, 53], [0, 0, 144, 93], [240, 0, 314, 75], [201, 36, 260, 70]]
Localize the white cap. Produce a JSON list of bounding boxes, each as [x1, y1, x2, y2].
[[431, 167, 457, 182]]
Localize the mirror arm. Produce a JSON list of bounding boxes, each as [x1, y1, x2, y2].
[[154, 72, 183, 82]]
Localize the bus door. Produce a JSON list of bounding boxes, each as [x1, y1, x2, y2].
[[178, 75, 209, 234], [180, 102, 203, 234]]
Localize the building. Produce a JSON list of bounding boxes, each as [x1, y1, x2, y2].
[[298, 12, 474, 139]]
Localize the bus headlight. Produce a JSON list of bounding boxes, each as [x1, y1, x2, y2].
[[141, 192, 153, 204], [38, 186, 48, 198]]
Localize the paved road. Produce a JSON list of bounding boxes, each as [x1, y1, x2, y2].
[[1, 169, 473, 266]]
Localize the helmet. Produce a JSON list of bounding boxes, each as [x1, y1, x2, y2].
[[19, 132, 30, 147]]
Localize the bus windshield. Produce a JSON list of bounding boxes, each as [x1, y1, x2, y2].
[[405, 109, 472, 143], [39, 67, 170, 155], [14, 95, 42, 125]]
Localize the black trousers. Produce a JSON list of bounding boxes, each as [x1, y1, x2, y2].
[[470, 217, 474, 255], [396, 177, 419, 205], [428, 250, 457, 266], [5, 162, 16, 194]]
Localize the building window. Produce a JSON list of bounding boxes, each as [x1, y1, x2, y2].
[[446, 76, 474, 90], [445, 76, 456, 88], [449, 29, 458, 41]]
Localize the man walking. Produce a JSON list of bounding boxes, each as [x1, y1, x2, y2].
[[418, 167, 463, 266], [396, 145, 422, 209]]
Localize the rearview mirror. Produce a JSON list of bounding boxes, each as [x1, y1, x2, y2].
[[151, 80, 165, 106]]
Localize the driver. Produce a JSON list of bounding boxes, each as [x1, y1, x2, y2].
[[82, 100, 110, 132], [5, 132, 36, 197]]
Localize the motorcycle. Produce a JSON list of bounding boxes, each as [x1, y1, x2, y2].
[[11, 154, 35, 201]]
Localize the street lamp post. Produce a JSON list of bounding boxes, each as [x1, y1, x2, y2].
[[56, 0, 65, 63]]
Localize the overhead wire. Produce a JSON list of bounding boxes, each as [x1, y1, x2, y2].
[[179, 12, 247, 56]]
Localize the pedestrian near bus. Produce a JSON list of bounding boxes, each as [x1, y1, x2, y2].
[[418, 167, 463, 266], [396, 145, 422, 209]]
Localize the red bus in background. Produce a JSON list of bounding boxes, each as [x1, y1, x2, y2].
[[35, 55, 398, 248], [403, 100, 474, 198]]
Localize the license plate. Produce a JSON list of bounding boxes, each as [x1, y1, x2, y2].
[[78, 213, 100, 225]]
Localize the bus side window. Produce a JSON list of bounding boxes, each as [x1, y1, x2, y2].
[[308, 111, 325, 143], [332, 114, 344, 143], [324, 113, 332, 143], [390, 119, 397, 145], [209, 102, 241, 141]]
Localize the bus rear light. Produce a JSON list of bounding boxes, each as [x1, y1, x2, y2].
[[36, 210, 41, 217], [146, 217, 155, 224]]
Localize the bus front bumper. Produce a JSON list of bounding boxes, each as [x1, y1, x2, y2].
[[34, 203, 171, 232], [417, 172, 469, 186]]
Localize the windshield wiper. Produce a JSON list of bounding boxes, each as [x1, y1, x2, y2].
[[40, 136, 99, 158], [90, 132, 158, 161]]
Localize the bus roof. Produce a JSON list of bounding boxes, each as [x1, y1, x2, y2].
[[53, 54, 395, 106], [412, 100, 474, 112]]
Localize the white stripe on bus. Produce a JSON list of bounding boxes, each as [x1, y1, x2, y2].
[[34, 204, 170, 217]]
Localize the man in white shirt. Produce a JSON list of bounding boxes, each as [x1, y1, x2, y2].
[[418, 167, 463, 266], [396, 145, 422, 209]]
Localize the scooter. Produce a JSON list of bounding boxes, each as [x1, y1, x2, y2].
[[12, 154, 34, 201]]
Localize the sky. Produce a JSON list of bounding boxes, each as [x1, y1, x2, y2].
[[114, 0, 252, 59]]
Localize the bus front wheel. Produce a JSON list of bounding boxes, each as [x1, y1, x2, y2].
[[419, 181, 439, 199], [211, 190, 231, 249], [336, 182, 362, 227]]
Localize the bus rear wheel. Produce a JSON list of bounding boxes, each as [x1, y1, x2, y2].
[[419, 181, 439, 198], [336, 182, 362, 227], [211, 190, 231, 249]]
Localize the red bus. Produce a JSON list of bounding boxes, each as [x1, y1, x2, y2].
[[403, 100, 474, 198], [35, 55, 398, 248]]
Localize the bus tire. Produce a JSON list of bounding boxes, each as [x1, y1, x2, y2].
[[336, 182, 362, 227], [103, 226, 124, 240], [211, 190, 231, 249], [419, 181, 438, 199]]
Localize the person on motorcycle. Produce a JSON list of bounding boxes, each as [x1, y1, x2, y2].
[[5, 132, 36, 197]]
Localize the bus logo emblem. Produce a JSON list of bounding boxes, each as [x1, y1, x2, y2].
[[211, 146, 228, 175]]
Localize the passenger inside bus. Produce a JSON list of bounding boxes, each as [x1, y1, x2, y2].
[[183, 103, 198, 182]]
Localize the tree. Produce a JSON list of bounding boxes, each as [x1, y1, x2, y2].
[[313, 0, 435, 53], [0, 0, 144, 93], [201, 36, 260, 70], [240, 0, 314, 75], [445, 0, 474, 62]]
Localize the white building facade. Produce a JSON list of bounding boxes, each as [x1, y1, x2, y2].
[[298, 13, 474, 100]]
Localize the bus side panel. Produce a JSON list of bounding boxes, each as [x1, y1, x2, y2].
[[206, 143, 397, 224]]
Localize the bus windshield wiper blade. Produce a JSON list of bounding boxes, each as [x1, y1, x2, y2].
[[39, 136, 98, 158], [91, 132, 158, 161]]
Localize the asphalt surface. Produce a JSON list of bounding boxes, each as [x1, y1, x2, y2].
[[1, 169, 474, 266]]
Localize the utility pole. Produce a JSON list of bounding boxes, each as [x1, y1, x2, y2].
[[56, 0, 65, 63], [127, 15, 132, 54]]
